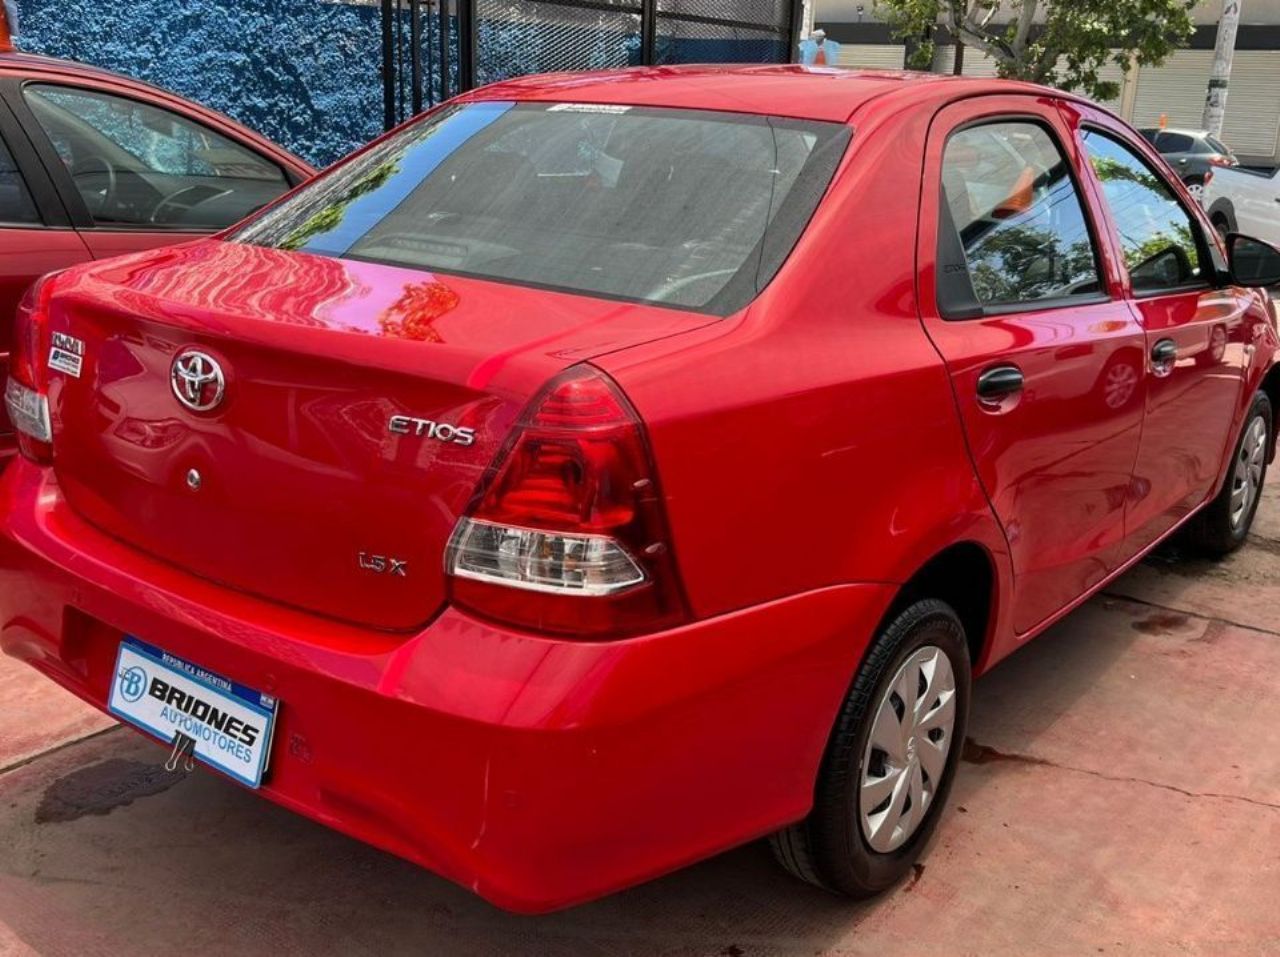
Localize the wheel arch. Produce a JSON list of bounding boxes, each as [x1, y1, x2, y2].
[[1206, 197, 1237, 234], [1259, 363, 1280, 462], [881, 541, 999, 675]]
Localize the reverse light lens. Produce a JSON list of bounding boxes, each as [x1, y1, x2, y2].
[[5, 377, 51, 443], [447, 518, 645, 595]]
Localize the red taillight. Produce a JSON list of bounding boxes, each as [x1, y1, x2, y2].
[[6, 275, 56, 463], [1208, 155, 1237, 168], [446, 365, 689, 638]]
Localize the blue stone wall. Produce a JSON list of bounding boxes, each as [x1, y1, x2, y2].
[[11, 0, 787, 168], [13, 0, 386, 168]]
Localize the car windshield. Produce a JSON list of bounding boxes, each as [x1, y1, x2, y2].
[[233, 101, 849, 315]]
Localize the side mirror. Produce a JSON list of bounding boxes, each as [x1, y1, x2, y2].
[[1227, 233, 1280, 288]]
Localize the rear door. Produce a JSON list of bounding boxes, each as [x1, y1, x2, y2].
[[1068, 106, 1249, 552], [0, 94, 91, 450], [917, 95, 1145, 634], [6, 78, 294, 259]]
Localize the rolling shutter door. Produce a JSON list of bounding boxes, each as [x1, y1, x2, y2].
[[1131, 50, 1213, 131], [837, 44, 905, 69], [1133, 49, 1280, 161]]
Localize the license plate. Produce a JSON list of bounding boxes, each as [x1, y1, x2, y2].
[[108, 638, 278, 788]]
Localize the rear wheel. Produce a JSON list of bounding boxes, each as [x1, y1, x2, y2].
[[1185, 177, 1205, 203], [770, 599, 970, 896], [1184, 390, 1271, 556]]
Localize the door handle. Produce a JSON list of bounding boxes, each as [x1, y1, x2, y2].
[[976, 364, 1024, 405], [1151, 338, 1178, 365]]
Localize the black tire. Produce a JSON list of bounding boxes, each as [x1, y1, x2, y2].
[[1183, 390, 1272, 557], [770, 599, 971, 896]]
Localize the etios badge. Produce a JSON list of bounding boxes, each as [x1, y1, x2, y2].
[[171, 350, 225, 412]]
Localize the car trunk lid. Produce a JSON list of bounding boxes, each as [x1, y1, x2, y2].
[[46, 240, 713, 631]]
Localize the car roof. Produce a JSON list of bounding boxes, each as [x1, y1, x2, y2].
[[0, 51, 152, 85], [1140, 126, 1210, 137], [459, 64, 1089, 125], [0, 51, 228, 111], [0, 52, 314, 172]]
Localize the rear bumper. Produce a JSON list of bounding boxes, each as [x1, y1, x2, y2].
[[0, 460, 892, 912]]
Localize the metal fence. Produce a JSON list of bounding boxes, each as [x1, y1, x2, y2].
[[381, 0, 799, 129], [14, 0, 798, 162]]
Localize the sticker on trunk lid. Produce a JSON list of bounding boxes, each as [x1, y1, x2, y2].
[[48, 332, 84, 378]]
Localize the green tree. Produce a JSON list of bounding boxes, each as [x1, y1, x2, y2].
[[879, 0, 1196, 101]]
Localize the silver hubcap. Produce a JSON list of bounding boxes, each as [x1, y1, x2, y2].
[[1230, 415, 1267, 531], [1187, 182, 1204, 202], [860, 645, 957, 853]]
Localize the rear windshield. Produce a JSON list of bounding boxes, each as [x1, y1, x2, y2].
[[233, 101, 850, 315]]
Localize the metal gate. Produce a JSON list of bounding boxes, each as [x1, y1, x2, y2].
[[380, 0, 799, 129]]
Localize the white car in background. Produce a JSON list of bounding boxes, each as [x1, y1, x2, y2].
[[1202, 165, 1280, 246]]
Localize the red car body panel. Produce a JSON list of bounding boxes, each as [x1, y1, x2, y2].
[[0, 459, 897, 912], [1, 66, 1276, 911], [0, 53, 313, 451], [47, 240, 715, 630]]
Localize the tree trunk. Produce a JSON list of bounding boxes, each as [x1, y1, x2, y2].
[[952, 39, 965, 74], [1202, 0, 1241, 136]]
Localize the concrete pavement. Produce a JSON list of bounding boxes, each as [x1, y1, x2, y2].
[[2, 489, 1279, 955]]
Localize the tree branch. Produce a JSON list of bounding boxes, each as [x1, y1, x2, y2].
[[1011, 0, 1038, 58], [944, 1, 1014, 63]]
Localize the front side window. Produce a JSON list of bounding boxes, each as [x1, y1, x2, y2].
[[1081, 129, 1205, 295], [24, 84, 288, 230], [0, 135, 39, 225], [234, 101, 850, 314], [938, 121, 1102, 313]]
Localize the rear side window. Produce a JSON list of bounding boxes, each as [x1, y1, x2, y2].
[[23, 84, 288, 230], [1080, 129, 1205, 295], [233, 101, 850, 315], [1157, 132, 1194, 153], [937, 121, 1102, 317], [0, 135, 39, 225]]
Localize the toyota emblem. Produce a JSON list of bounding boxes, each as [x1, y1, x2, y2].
[[170, 350, 226, 412]]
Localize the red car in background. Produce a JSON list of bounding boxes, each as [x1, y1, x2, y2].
[[2, 66, 1280, 912], [0, 52, 313, 451]]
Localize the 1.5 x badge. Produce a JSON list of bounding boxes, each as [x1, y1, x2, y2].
[[48, 332, 84, 378]]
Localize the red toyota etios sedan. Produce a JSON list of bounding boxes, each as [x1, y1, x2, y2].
[[4, 66, 1280, 912]]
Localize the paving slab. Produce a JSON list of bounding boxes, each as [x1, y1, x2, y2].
[[0, 653, 114, 772]]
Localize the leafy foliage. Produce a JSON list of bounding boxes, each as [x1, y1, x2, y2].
[[876, 0, 1196, 101]]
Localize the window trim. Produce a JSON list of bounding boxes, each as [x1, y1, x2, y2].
[[9, 78, 289, 234], [0, 82, 70, 228], [1078, 123, 1216, 301], [935, 114, 1110, 322]]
